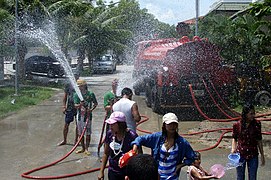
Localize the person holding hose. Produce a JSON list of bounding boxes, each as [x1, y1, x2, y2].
[[231, 103, 265, 180], [131, 112, 195, 180], [74, 79, 98, 156]]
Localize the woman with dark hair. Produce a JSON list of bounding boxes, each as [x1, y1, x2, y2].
[[131, 112, 195, 180], [98, 111, 138, 180], [231, 104, 265, 180]]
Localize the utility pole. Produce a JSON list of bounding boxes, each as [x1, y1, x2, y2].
[[195, 0, 199, 36], [14, 0, 19, 95]]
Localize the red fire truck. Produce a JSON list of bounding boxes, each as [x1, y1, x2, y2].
[[132, 36, 237, 113]]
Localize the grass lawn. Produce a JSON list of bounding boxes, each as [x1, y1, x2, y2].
[[0, 86, 56, 118]]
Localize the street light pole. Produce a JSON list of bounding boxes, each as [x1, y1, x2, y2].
[[195, 0, 199, 36], [14, 0, 19, 95]]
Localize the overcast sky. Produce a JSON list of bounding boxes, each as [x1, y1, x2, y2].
[[137, 0, 218, 25]]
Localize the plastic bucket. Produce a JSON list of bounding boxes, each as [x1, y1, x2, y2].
[[228, 153, 240, 165]]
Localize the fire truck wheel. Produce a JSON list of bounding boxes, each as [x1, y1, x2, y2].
[[255, 91, 271, 106]]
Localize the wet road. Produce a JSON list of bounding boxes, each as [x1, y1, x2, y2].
[[0, 65, 270, 180]]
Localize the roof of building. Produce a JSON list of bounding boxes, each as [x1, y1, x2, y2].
[[181, 16, 204, 25], [209, 0, 251, 12]]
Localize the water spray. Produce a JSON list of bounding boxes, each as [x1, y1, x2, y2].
[[21, 20, 84, 101]]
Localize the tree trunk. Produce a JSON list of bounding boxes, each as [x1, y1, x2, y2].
[[76, 46, 85, 73], [0, 56, 4, 81], [87, 53, 93, 75]]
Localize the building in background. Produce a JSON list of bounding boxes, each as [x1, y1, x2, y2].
[[177, 0, 256, 35], [208, 0, 252, 16]]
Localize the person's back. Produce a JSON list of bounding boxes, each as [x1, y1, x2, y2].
[[125, 154, 159, 180], [113, 87, 140, 132], [113, 98, 135, 130]]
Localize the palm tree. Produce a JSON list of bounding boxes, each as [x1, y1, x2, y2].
[[48, 0, 93, 70], [49, 0, 132, 73]]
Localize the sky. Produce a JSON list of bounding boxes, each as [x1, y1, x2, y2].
[[137, 0, 218, 25]]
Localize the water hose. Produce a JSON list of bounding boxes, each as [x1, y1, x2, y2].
[[189, 84, 240, 122], [21, 112, 104, 179], [21, 114, 149, 179], [201, 78, 234, 119], [97, 113, 108, 156], [209, 80, 241, 116], [190, 84, 271, 122], [21, 90, 271, 179]]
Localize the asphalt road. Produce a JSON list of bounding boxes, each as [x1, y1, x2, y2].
[[0, 65, 270, 180]]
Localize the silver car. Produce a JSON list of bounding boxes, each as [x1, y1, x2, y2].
[[93, 54, 117, 74]]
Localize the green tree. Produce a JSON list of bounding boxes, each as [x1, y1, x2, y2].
[[0, 0, 52, 82], [48, 0, 93, 70], [49, 0, 132, 72], [0, 8, 14, 57]]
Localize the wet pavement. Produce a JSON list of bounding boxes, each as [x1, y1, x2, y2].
[[0, 65, 270, 180]]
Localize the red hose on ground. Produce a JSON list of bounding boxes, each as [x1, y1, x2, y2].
[[21, 114, 106, 179], [136, 115, 152, 134], [180, 128, 233, 136], [197, 130, 232, 152], [21, 115, 149, 179], [20, 101, 271, 179]]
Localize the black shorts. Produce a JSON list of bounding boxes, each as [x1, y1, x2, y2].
[[65, 109, 77, 124]]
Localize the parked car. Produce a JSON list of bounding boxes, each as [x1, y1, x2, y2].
[[23, 56, 65, 78], [93, 54, 117, 74]]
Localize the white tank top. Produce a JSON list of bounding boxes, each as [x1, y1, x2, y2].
[[112, 98, 136, 131]]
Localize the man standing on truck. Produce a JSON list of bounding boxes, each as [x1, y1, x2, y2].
[[112, 87, 141, 132]]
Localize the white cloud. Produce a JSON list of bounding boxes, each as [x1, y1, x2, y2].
[[138, 0, 217, 25], [112, 0, 217, 25], [145, 3, 177, 25]]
